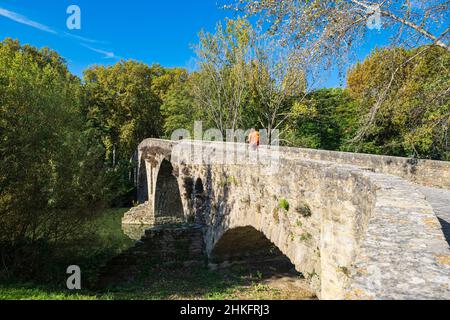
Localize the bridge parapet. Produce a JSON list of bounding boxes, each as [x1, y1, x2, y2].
[[278, 146, 450, 190]]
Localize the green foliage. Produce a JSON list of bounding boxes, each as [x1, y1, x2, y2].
[[193, 17, 306, 144], [82, 62, 180, 203], [83, 61, 163, 166], [278, 199, 290, 211], [346, 45, 450, 160], [285, 88, 359, 150], [193, 18, 252, 134], [160, 71, 203, 138], [0, 39, 110, 278], [234, 1, 450, 71]]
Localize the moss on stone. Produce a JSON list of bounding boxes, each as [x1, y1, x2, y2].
[[296, 203, 312, 218], [300, 232, 312, 242], [272, 207, 280, 223]]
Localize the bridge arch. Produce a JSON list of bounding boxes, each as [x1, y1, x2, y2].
[[153, 159, 184, 219], [210, 226, 296, 272]]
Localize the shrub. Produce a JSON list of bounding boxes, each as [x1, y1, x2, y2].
[[278, 199, 290, 211]]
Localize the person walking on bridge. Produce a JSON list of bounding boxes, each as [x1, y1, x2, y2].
[[248, 128, 260, 150]]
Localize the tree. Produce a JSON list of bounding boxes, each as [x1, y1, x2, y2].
[[161, 72, 205, 138], [152, 67, 189, 101], [284, 88, 359, 149], [346, 45, 450, 159], [246, 35, 306, 143], [193, 18, 306, 143], [231, 0, 450, 146], [0, 39, 108, 276], [83, 61, 166, 204], [84, 61, 163, 167], [231, 1, 449, 64], [192, 18, 251, 134]]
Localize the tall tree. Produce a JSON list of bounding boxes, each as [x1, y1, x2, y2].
[[247, 36, 306, 143], [193, 18, 251, 134], [161, 72, 205, 138], [231, 0, 450, 143], [0, 39, 108, 274], [346, 45, 450, 159], [193, 18, 306, 143], [83, 61, 163, 168], [231, 1, 449, 62], [285, 88, 359, 150]]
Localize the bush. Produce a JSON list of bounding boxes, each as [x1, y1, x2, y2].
[[278, 199, 290, 211]]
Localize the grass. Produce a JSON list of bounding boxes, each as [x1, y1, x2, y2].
[[0, 266, 313, 300], [0, 284, 112, 300]]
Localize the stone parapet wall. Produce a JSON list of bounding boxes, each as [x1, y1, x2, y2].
[[276, 145, 450, 190]]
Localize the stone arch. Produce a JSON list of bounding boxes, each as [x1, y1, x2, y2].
[[154, 159, 184, 219], [209, 226, 297, 273], [137, 157, 149, 204]]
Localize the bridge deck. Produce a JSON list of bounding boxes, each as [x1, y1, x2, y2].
[[417, 186, 450, 247]]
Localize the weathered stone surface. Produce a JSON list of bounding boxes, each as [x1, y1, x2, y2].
[[416, 186, 450, 246], [122, 202, 154, 225], [278, 146, 450, 189], [120, 138, 450, 300], [121, 200, 184, 229], [121, 224, 153, 241]]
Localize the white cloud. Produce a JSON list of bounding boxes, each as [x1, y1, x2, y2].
[[82, 45, 122, 60], [0, 6, 121, 60], [0, 7, 56, 34], [63, 32, 106, 44]]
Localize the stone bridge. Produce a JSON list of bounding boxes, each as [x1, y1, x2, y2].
[[122, 138, 450, 300]]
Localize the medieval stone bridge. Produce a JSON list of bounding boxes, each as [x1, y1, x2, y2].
[[121, 138, 450, 300]]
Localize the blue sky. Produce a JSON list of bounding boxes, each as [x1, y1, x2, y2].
[[0, 0, 391, 88]]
